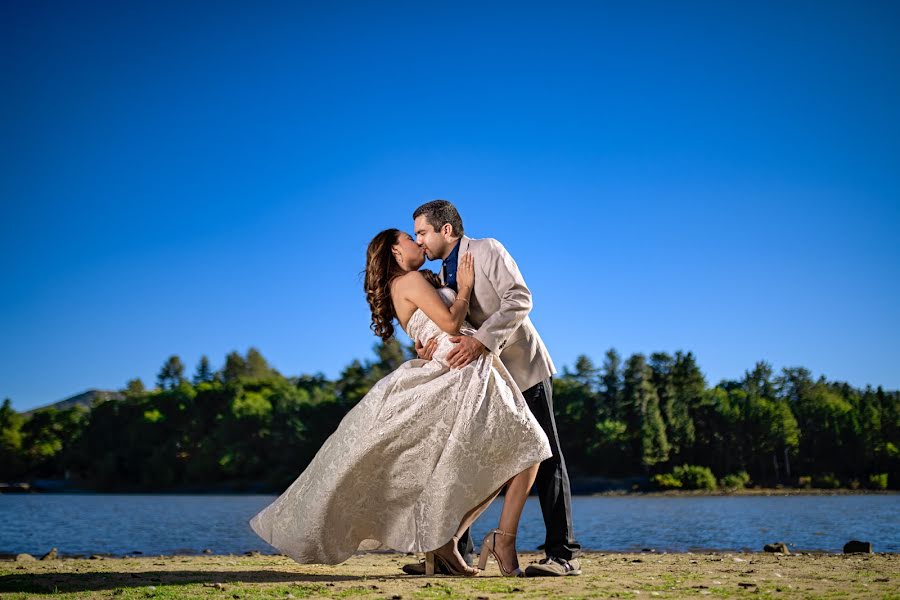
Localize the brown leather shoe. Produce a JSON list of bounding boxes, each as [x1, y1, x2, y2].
[[401, 559, 451, 575], [524, 556, 582, 576]]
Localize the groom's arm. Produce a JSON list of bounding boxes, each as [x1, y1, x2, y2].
[[471, 238, 532, 354]]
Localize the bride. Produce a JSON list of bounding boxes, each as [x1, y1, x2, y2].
[[249, 228, 551, 576]]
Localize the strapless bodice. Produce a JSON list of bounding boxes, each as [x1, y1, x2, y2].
[[404, 287, 474, 366]]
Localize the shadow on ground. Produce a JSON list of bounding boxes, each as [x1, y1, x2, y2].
[[0, 569, 411, 593]]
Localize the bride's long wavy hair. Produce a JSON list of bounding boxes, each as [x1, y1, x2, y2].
[[365, 228, 440, 341]]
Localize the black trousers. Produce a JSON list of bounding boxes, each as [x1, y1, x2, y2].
[[458, 377, 581, 561]]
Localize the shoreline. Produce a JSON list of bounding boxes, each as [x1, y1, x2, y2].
[[2, 552, 897, 599], [3, 481, 897, 496], [587, 487, 900, 497], [4, 547, 899, 562]]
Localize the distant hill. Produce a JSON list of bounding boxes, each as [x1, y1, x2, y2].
[[23, 389, 124, 416]]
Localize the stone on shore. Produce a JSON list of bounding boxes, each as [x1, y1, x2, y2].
[[764, 542, 790, 553], [843, 540, 873, 553], [14, 553, 36, 562]]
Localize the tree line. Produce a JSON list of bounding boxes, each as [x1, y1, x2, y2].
[[1, 344, 897, 491]]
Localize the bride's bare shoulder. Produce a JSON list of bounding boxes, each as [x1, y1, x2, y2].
[[394, 270, 427, 285], [390, 270, 428, 295]]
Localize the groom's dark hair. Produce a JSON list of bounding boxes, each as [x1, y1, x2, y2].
[[413, 199, 464, 237]]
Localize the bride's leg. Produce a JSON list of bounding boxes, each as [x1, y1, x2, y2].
[[455, 487, 503, 538], [491, 463, 539, 572], [431, 463, 538, 574], [433, 487, 503, 573]]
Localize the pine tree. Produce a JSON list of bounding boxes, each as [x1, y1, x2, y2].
[[0, 398, 24, 479], [573, 354, 600, 436], [246, 347, 272, 379], [193, 356, 214, 384], [125, 378, 145, 396], [572, 355, 599, 391], [670, 351, 703, 461], [743, 361, 776, 399], [775, 367, 813, 407], [649, 352, 676, 450], [624, 354, 670, 470], [156, 356, 185, 390], [599, 348, 623, 421], [223, 351, 248, 382]]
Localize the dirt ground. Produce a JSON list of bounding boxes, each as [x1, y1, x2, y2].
[[1, 551, 897, 599]]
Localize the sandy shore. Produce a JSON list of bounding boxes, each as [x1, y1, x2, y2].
[[1, 551, 897, 599], [587, 488, 899, 497]]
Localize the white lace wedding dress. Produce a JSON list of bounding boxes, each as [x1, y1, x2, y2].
[[249, 287, 551, 564]]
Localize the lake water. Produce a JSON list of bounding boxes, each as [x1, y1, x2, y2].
[[2, 494, 897, 557]]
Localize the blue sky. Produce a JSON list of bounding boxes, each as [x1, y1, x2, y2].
[[2, 1, 899, 411]]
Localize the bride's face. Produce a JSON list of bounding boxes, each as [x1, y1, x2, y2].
[[393, 232, 425, 271]]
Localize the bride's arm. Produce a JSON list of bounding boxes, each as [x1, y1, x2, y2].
[[393, 270, 472, 335]]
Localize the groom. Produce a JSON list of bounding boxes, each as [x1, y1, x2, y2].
[[403, 199, 582, 577]]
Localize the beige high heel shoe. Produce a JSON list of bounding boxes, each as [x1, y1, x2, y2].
[[424, 536, 478, 576], [478, 528, 524, 577]]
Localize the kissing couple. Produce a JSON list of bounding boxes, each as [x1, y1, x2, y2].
[[250, 200, 581, 577]]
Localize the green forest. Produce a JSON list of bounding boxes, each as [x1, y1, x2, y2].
[[1, 344, 897, 492]]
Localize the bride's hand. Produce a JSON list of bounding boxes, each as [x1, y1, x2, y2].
[[457, 252, 474, 291]]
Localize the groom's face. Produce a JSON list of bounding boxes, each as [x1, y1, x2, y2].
[[413, 216, 452, 261]]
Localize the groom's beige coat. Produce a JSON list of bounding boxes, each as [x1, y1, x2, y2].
[[440, 235, 556, 393]]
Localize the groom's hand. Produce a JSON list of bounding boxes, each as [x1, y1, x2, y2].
[[446, 336, 486, 369], [415, 337, 437, 361]]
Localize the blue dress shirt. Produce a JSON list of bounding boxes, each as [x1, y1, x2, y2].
[[442, 240, 461, 292]]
